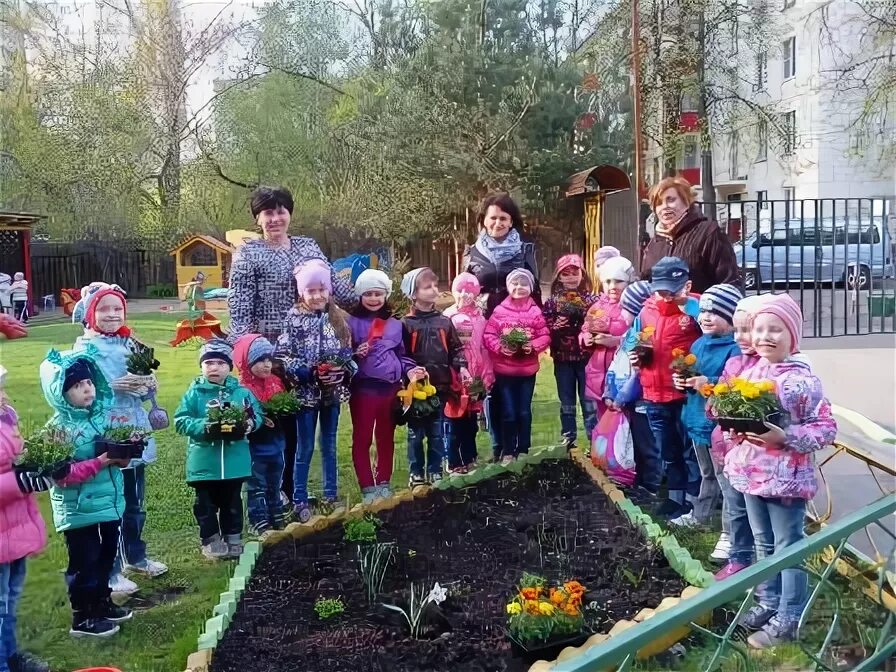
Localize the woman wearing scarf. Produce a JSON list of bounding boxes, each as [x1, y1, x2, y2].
[[640, 177, 740, 293]]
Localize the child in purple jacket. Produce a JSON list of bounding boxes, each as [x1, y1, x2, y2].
[[347, 270, 415, 503]]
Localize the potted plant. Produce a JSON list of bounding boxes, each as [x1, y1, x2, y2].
[[584, 306, 611, 334], [261, 390, 301, 428], [633, 325, 655, 366], [95, 424, 149, 460], [669, 348, 698, 390], [394, 376, 440, 426], [703, 377, 787, 434], [556, 291, 588, 322], [506, 573, 588, 662], [205, 399, 250, 439], [15, 425, 75, 480], [313, 347, 355, 406], [500, 327, 531, 356]]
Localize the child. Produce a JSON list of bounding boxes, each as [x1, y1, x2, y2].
[[9, 273, 27, 323], [602, 281, 660, 495], [723, 294, 836, 648], [581, 256, 635, 423], [347, 269, 414, 503], [0, 366, 50, 670], [400, 267, 469, 485], [676, 283, 743, 528], [72, 282, 167, 594], [483, 268, 550, 465], [444, 273, 493, 473], [542, 255, 597, 448], [175, 339, 261, 559], [276, 260, 355, 520], [39, 351, 133, 638], [630, 257, 701, 520], [233, 334, 287, 538], [593, 246, 621, 291]]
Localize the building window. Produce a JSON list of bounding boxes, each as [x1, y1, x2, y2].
[[757, 119, 768, 161], [729, 130, 739, 176], [783, 37, 796, 79], [782, 111, 797, 155], [783, 187, 795, 217], [757, 190, 768, 211], [680, 92, 699, 113], [754, 52, 768, 91], [683, 139, 699, 169]]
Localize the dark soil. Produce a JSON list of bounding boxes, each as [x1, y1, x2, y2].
[[211, 460, 685, 672]]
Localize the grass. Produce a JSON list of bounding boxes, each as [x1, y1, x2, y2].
[[3, 312, 570, 672]]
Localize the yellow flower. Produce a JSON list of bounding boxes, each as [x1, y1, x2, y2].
[[713, 383, 730, 395], [538, 602, 556, 616], [684, 354, 697, 365], [757, 381, 775, 393], [412, 391, 427, 400], [506, 602, 521, 615], [742, 387, 760, 400], [423, 385, 437, 396]]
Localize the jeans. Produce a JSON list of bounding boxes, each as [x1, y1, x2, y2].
[[350, 389, 396, 489], [281, 413, 297, 500], [718, 469, 754, 565], [629, 409, 661, 492], [496, 374, 536, 457], [64, 520, 120, 617], [644, 400, 699, 502], [486, 384, 503, 461], [554, 361, 597, 443], [692, 442, 721, 523], [247, 452, 285, 533], [191, 479, 244, 544], [407, 410, 445, 477], [112, 464, 147, 574], [294, 405, 340, 504], [744, 494, 808, 624], [446, 414, 478, 468], [0, 558, 26, 667]]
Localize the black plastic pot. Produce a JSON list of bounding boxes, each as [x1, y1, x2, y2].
[[95, 437, 146, 460], [206, 420, 247, 440], [634, 344, 654, 366], [15, 458, 73, 481], [717, 411, 788, 435], [509, 632, 589, 664]]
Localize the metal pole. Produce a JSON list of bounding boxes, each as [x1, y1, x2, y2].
[[631, 0, 646, 201]]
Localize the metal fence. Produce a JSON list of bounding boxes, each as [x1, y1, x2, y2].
[[700, 198, 896, 337]]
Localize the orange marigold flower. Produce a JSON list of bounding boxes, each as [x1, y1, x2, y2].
[[564, 604, 580, 616], [564, 580, 585, 595], [671, 348, 684, 357], [700, 383, 715, 397], [525, 599, 541, 615], [549, 588, 566, 606], [520, 587, 541, 600], [684, 353, 697, 365]]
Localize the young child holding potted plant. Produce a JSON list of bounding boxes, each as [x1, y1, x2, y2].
[[483, 269, 550, 465], [71, 281, 168, 593], [175, 339, 261, 559], [346, 269, 415, 503], [233, 334, 289, 538], [276, 260, 356, 520], [38, 350, 134, 638], [721, 294, 836, 649]]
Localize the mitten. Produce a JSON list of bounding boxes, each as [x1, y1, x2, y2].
[[15, 470, 52, 494]]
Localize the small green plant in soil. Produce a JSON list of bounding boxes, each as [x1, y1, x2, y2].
[[104, 425, 149, 442], [313, 597, 345, 620], [126, 340, 161, 375], [262, 390, 301, 417], [358, 542, 395, 603], [343, 514, 381, 543], [207, 403, 248, 425], [382, 582, 447, 638], [16, 425, 75, 472]]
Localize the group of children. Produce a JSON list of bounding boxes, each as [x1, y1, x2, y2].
[[0, 248, 835, 658]]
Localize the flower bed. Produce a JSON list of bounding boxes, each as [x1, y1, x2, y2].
[[208, 459, 687, 672]]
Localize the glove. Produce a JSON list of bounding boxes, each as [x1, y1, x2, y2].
[[15, 470, 53, 494]]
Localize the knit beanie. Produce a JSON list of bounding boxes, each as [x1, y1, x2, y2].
[[553, 254, 584, 279], [63, 359, 93, 393], [354, 269, 392, 298], [699, 284, 743, 324], [293, 259, 332, 296], [247, 336, 274, 366], [401, 267, 431, 299], [620, 280, 652, 317], [72, 282, 128, 332], [734, 293, 774, 317], [594, 246, 621, 270], [451, 272, 481, 296], [599, 256, 634, 283], [753, 293, 803, 353], [506, 268, 535, 291], [199, 338, 233, 368]]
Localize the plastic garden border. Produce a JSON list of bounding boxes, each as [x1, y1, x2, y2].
[[183, 443, 711, 672]]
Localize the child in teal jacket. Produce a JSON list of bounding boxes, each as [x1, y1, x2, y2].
[[175, 339, 261, 560]]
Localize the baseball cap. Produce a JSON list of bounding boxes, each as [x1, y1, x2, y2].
[[650, 257, 690, 294]]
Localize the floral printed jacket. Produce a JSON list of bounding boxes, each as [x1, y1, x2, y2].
[[723, 358, 837, 500], [542, 289, 598, 363]]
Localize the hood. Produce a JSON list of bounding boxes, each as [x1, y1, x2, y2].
[[232, 333, 260, 374], [501, 296, 538, 314], [39, 347, 113, 420], [232, 334, 285, 403]]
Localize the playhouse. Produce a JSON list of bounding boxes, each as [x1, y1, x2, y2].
[[170, 235, 234, 294]]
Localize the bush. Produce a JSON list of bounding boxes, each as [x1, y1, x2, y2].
[[343, 514, 381, 543], [313, 597, 345, 620], [147, 283, 177, 298]]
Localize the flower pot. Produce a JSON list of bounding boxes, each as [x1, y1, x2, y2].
[[509, 632, 589, 664], [94, 438, 145, 460], [634, 344, 653, 366], [206, 420, 247, 440], [15, 458, 72, 481], [717, 411, 788, 435]]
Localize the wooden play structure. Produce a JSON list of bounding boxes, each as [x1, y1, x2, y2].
[[0, 210, 40, 318], [170, 235, 234, 294]]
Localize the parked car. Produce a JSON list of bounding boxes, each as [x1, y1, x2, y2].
[[733, 218, 893, 290]]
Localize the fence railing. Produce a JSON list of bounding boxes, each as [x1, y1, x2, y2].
[[699, 198, 895, 337]]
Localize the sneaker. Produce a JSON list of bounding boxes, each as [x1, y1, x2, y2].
[[428, 473, 443, 484], [446, 466, 468, 476], [715, 562, 748, 581], [738, 605, 777, 631], [109, 572, 139, 595], [669, 511, 701, 528], [560, 436, 576, 449], [655, 498, 686, 519], [249, 522, 271, 538], [124, 557, 168, 578], [70, 617, 119, 638], [225, 534, 243, 558], [201, 535, 231, 560], [376, 483, 393, 499], [747, 618, 797, 649], [319, 499, 345, 515], [408, 474, 427, 488], [8, 651, 50, 672], [361, 487, 378, 504], [500, 455, 515, 467], [293, 503, 312, 523], [97, 598, 133, 623], [465, 461, 478, 471], [710, 533, 732, 562]]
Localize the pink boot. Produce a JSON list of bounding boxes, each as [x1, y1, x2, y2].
[[714, 562, 748, 580]]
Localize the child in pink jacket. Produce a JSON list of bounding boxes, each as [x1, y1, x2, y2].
[[483, 269, 549, 464]]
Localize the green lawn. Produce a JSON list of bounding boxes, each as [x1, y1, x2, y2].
[[4, 312, 569, 672]]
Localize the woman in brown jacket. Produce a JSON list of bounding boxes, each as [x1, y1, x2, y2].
[[640, 177, 740, 293]]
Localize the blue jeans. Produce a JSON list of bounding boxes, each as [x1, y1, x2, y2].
[[744, 495, 808, 624], [293, 405, 340, 505], [486, 385, 502, 461], [445, 414, 478, 469], [629, 409, 661, 492], [718, 468, 754, 566], [644, 400, 699, 502], [407, 410, 445, 477], [0, 558, 26, 669], [554, 361, 597, 442], [247, 451, 286, 533], [497, 374, 536, 457], [112, 464, 147, 574]]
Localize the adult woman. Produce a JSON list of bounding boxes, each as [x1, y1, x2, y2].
[[228, 186, 353, 499], [640, 177, 740, 293]]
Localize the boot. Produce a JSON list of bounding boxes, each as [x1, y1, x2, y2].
[[201, 533, 230, 560], [225, 533, 243, 559], [8, 652, 50, 672], [69, 609, 119, 638], [96, 596, 133, 623]]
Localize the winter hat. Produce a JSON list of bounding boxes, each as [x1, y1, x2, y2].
[[199, 338, 233, 368], [63, 358, 93, 394], [554, 254, 584, 279], [620, 281, 652, 317], [753, 293, 803, 353], [354, 269, 392, 298], [451, 272, 481, 296], [72, 282, 128, 333], [293, 259, 332, 296], [506, 268, 535, 291], [699, 284, 743, 324], [594, 246, 621, 269], [401, 267, 431, 299], [247, 336, 274, 366], [734, 293, 774, 317], [599, 256, 634, 283], [13, 272, 23, 281]]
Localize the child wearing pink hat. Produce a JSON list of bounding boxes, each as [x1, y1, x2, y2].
[[541, 254, 598, 447]]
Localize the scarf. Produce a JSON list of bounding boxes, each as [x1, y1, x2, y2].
[[475, 228, 523, 265]]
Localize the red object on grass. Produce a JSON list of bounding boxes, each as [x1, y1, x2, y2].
[[170, 314, 226, 346], [74, 668, 123, 672]]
